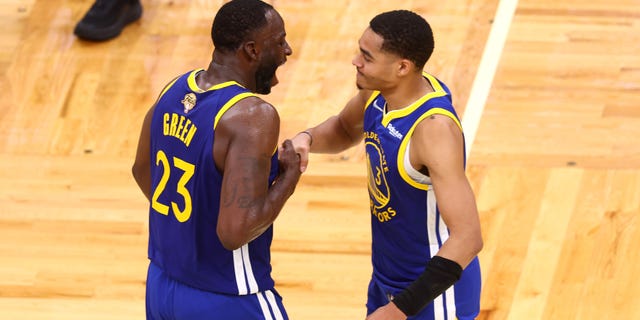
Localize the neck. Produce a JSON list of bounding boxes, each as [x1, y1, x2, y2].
[[197, 51, 253, 90], [382, 74, 433, 111]]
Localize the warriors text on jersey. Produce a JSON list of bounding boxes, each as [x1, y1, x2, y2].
[[363, 73, 481, 319], [147, 69, 279, 295]]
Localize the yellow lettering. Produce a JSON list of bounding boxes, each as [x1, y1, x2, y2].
[[364, 131, 376, 140], [176, 116, 186, 139], [180, 119, 192, 141], [184, 125, 197, 147], [364, 131, 382, 144], [163, 113, 170, 135], [161, 113, 199, 147], [170, 113, 179, 136], [388, 207, 396, 217], [371, 206, 397, 223]]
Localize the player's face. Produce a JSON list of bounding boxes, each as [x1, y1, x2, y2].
[[254, 10, 292, 94], [352, 28, 400, 91]]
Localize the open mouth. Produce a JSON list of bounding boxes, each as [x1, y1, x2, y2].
[[271, 60, 287, 87]]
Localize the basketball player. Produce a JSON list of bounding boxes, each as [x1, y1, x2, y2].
[[132, 1, 299, 319], [290, 10, 483, 320]]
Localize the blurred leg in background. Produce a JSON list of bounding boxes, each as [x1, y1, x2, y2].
[[74, 0, 143, 41]]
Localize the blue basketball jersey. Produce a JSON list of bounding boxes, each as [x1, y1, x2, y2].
[[363, 73, 481, 319], [147, 69, 279, 295]]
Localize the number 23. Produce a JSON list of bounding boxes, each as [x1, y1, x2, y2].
[[151, 150, 195, 222]]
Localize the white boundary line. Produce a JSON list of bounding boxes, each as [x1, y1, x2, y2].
[[461, 0, 519, 157]]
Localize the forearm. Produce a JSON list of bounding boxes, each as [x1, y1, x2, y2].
[[305, 115, 361, 153], [245, 170, 299, 242], [392, 256, 463, 317], [219, 139, 302, 250], [394, 209, 482, 316], [393, 181, 482, 316], [433, 230, 482, 269], [433, 183, 483, 268]]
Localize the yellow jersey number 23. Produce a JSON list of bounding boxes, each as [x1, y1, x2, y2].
[[151, 150, 195, 222]]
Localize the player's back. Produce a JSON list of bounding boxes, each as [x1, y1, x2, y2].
[[147, 69, 279, 295]]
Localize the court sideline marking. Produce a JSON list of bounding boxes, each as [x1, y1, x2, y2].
[[461, 0, 519, 156]]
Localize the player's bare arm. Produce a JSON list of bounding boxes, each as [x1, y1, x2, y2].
[[215, 97, 301, 250], [410, 114, 483, 268], [132, 104, 156, 201], [132, 75, 181, 201], [291, 89, 371, 171]]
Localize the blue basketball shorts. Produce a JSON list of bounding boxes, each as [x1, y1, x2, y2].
[[146, 262, 288, 320]]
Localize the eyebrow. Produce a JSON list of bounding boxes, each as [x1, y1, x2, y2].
[[360, 47, 373, 60]]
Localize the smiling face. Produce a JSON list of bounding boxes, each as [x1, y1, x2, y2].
[[352, 27, 402, 91], [252, 10, 292, 94]]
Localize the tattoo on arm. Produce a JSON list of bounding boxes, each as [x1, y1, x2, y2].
[[222, 155, 269, 209], [222, 184, 237, 208], [237, 194, 263, 208]]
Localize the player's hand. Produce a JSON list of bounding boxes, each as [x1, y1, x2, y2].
[[289, 132, 311, 172], [365, 303, 407, 320], [278, 139, 302, 179]]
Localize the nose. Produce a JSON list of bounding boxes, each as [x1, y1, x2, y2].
[[352, 54, 362, 67], [285, 40, 293, 56]]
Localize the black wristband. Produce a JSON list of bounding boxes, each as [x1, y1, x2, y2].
[[391, 256, 463, 317]]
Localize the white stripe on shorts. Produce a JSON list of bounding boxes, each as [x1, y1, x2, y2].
[[265, 290, 284, 320], [444, 286, 457, 319], [256, 292, 273, 320], [257, 292, 273, 320]]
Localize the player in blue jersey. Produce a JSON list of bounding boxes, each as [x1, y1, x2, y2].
[[291, 10, 483, 320], [132, 0, 300, 319]]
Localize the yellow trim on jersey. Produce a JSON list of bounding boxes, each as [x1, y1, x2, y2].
[[187, 69, 244, 93], [213, 92, 258, 129], [364, 91, 381, 111], [422, 71, 446, 93], [158, 77, 180, 99], [397, 108, 462, 191], [381, 73, 448, 127]]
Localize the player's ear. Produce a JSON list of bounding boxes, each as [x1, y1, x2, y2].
[[243, 41, 259, 60], [397, 59, 412, 77]]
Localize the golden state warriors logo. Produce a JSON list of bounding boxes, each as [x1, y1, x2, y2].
[[181, 93, 197, 113], [365, 131, 397, 222], [366, 143, 390, 208]]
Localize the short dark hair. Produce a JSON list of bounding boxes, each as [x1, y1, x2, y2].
[[369, 10, 434, 70], [211, 0, 275, 52]]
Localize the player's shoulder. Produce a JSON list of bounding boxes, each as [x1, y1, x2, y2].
[[414, 113, 460, 138], [224, 95, 280, 125], [233, 95, 276, 112]]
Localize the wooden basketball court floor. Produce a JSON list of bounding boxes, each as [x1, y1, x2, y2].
[[1, 0, 639, 319]]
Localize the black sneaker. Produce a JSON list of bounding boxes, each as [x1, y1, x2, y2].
[[74, 0, 143, 41]]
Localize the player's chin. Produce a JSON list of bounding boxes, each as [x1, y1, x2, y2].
[[356, 72, 369, 84], [355, 76, 371, 90]]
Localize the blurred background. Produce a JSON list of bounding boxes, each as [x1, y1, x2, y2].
[[1, 0, 639, 319]]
